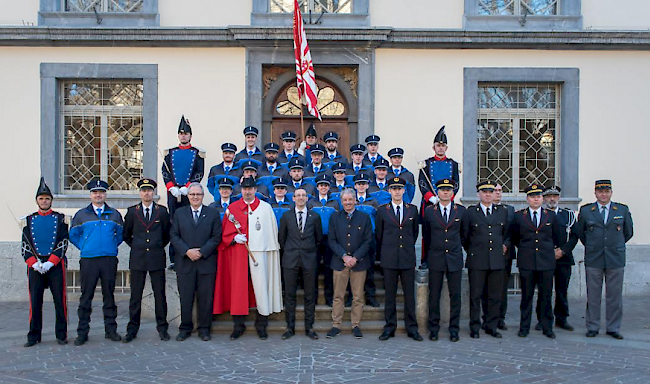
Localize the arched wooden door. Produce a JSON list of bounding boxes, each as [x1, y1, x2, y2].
[[271, 78, 351, 158]]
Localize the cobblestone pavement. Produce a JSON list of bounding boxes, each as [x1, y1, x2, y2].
[[0, 295, 649, 384]]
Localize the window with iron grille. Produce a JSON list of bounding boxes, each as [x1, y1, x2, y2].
[[252, 0, 368, 26], [478, 0, 558, 16], [61, 81, 144, 193], [477, 83, 559, 195], [64, 0, 143, 13], [464, 0, 582, 30], [269, 0, 352, 14]]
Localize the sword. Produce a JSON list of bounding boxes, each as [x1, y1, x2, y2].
[[155, 143, 182, 203], [415, 155, 436, 198], [5, 203, 39, 267], [225, 208, 258, 267]]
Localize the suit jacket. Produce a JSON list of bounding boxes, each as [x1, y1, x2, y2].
[[123, 202, 171, 271], [375, 202, 419, 269], [423, 202, 466, 272], [303, 163, 332, 178], [286, 180, 316, 197], [511, 208, 563, 271], [278, 151, 306, 165], [328, 209, 373, 271], [170, 205, 222, 274], [498, 203, 517, 261], [461, 204, 510, 271], [552, 208, 579, 266], [572, 202, 634, 269], [278, 208, 323, 269]]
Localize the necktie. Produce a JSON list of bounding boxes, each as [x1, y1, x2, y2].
[[396, 205, 401, 222], [145, 207, 150, 221], [443, 207, 448, 223], [394, 169, 400, 176], [193, 210, 199, 224], [379, 183, 384, 189], [601, 206, 607, 223], [295, 182, 300, 188], [222, 202, 228, 209], [321, 198, 327, 205], [314, 166, 319, 173], [533, 210, 538, 227], [224, 165, 230, 173], [354, 166, 360, 172], [359, 197, 364, 203], [248, 151, 253, 157], [298, 211, 304, 233], [96, 208, 102, 217], [329, 154, 334, 161], [371, 157, 375, 163], [486, 207, 491, 217], [268, 166, 274, 173], [288, 153, 293, 160]]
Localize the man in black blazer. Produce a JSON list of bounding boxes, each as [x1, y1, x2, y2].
[[123, 179, 171, 343], [170, 183, 222, 341], [376, 177, 422, 341], [327, 188, 373, 339], [510, 184, 563, 339], [461, 181, 510, 339], [278, 188, 323, 340], [423, 179, 466, 342]]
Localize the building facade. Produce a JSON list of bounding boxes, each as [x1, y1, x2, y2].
[[1, 0, 649, 300]]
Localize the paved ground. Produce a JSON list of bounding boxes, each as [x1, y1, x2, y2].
[[0, 295, 649, 384]]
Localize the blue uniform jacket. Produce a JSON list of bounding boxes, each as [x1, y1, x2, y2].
[[70, 204, 123, 258]]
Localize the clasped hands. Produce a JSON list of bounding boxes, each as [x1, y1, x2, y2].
[[186, 248, 203, 261], [31, 261, 54, 274], [343, 254, 357, 268]]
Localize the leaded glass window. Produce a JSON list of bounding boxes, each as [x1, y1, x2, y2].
[[276, 85, 346, 117], [65, 0, 144, 13], [270, 0, 352, 14], [477, 83, 559, 195], [478, 0, 558, 16], [61, 81, 144, 192]]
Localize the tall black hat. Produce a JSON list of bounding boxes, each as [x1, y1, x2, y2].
[[306, 124, 317, 137], [434, 125, 447, 144], [178, 115, 192, 134], [36, 177, 53, 199]]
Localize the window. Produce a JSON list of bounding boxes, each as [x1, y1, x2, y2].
[[39, 0, 159, 27], [61, 81, 144, 192], [464, 0, 582, 30], [252, 0, 368, 27], [276, 85, 346, 116], [477, 83, 559, 195]]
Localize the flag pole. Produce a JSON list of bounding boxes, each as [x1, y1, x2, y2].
[[300, 103, 305, 144]]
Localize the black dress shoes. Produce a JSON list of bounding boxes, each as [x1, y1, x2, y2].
[[606, 331, 624, 340], [352, 326, 363, 339], [366, 297, 380, 307], [24, 339, 39, 348], [57, 339, 68, 345], [257, 328, 268, 340], [449, 332, 459, 342], [555, 321, 575, 331], [306, 329, 319, 340], [282, 329, 295, 340], [497, 323, 508, 331], [122, 333, 137, 343], [408, 332, 423, 341], [105, 332, 122, 342], [230, 328, 245, 340], [74, 335, 88, 346], [428, 332, 438, 341], [518, 330, 528, 337], [535, 323, 543, 331], [379, 331, 395, 341], [176, 332, 190, 341], [159, 330, 171, 341], [586, 330, 599, 338], [470, 331, 480, 339], [200, 332, 211, 341], [485, 329, 502, 338], [543, 330, 556, 339]]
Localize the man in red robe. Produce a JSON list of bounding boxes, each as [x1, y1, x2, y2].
[[214, 177, 282, 340]]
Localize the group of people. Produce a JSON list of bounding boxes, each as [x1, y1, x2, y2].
[[22, 116, 634, 347]]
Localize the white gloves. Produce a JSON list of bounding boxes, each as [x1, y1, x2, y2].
[[234, 234, 248, 244], [169, 186, 181, 198], [428, 195, 439, 205], [297, 141, 307, 156], [32, 261, 43, 274], [41, 261, 54, 273], [179, 186, 189, 196]]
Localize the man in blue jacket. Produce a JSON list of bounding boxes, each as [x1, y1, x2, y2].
[[69, 179, 124, 346]]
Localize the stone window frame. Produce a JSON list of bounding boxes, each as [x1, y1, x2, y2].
[[464, 0, 582, 31], [462, 67, 580, 209], [38, 0, 159, 27], [251, 0, 370, 27], [40, 63, 158, 208]]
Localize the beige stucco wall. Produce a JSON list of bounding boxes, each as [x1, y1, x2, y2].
[[158, 0, 251, 27], [583, 0, 650, 30], [371, 0, 463, 29], [0, 0, 38, 26], [0, 46, 246, 241], [375, 49, 650, 244]]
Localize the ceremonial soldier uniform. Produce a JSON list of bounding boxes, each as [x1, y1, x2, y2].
[[573, 180, 633, 339], [123, 179, 171, 342], [278, 131, 306, 165], [22, 178, 69, 347], [423, 179, 465, 342], [162, 116, 205, 266], [362, 135, 385, 167], [376, 177, 422, 341], [461, 181, 509, 338], [299, 123, 318, 161], [207, 143, 240, 199], [322, 131, 347, 165], [234, 126, 264, 164], [510, 184, 563, 338], [418, 126, 460, 268]]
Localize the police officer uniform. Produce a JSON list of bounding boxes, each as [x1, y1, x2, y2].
[[510, 184, 563, 338], [352, 173, 380, 307], [208, 177, 238, 220], [232, 160, 270, 200], [362, 135, 385, 167], [123, 179, 171, 342], [376, 177, 422, 341], [303, 144, 332, 178], [322, 131, 347, 165], [22, 178, 69, 347], [234, 126, 264, 163], [285, 158, 317, 197], [278, 131, 306, 165], [162, 116, 205, 266], [257, 143, 288, 179], [573, 180, 633, 339], [207, 143, 240, 199], [330, 162, 351, 193], [386, 147, 416, 204], [423, 179, 465, 342], [347, 144, 373, 177], [461, 181, 509, 338]]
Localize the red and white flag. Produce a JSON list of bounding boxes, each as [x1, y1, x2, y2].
[[293, 0, 321, 120]]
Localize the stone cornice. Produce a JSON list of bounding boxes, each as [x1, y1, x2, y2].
[[1, 26, 649, 50]]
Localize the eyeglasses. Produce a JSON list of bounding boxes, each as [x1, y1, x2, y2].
[[188, 193, 204, 197]]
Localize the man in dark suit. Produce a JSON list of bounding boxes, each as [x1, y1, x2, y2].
[[423, 179, 466, 342], [510, 184, 563, 339], [327, 188, 373, 339], [535, 185, 579, 331], [461, 180, 510, 339], [376, 177, 422, 341], [278, 188, 323, 340], [122, 179, 171, 343], [573, 179, 633, 340], [170, 182, 222, 341]]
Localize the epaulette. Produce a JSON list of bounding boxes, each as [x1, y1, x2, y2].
[[194, 146, 206, 158], [379, 202, 391, 209], [458, 162, 462, 173], [612, 202, 627, 210], [19, 215, 28, 229], [580, 203, 594, 211], [163, 149, 170, 156], [64, 215, 71, 225], [130, 203, 140, 210]]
